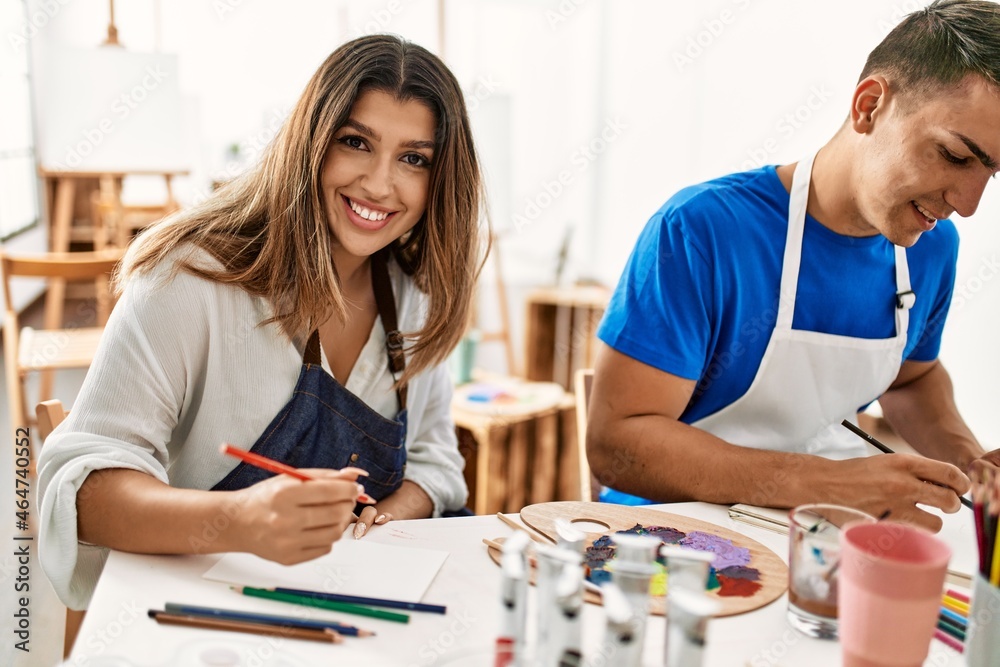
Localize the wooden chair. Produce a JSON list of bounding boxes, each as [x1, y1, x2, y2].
[[2, 249, 123, 429], [90, 174, 179, 249], [35, 399, 87, 658], [574, 368, 601, 502]]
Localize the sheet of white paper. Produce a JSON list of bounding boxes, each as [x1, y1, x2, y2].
[[202, 540, 449, 603]]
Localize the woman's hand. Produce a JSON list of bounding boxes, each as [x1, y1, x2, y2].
[[230, 467, 369, 564], [351, 480, 434, 538], [353, 505, 393, 539]]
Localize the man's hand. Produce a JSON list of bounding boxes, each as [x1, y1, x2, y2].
[[821, 454, 970, 532]]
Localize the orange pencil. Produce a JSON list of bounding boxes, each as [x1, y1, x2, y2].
[[220, 444, 375, 504], [220, 443, 314, 480]]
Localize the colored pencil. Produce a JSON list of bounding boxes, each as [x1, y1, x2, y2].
[[219, 444, 375, 504], [933, 628, 964, 653], [936, 619, 966, 642], [233, 586, 410, 624], [945, 588, 970, 604], [941, 596, 969, 616], [939, 606, 967, 627], [220, 443, 314, 480], [938, 612, 966, 635], [148, 609, 342, 643], [990, 528, 1000, 586], [839, 421, 973, 509], [271, 587, 446, 615], [163, 602, 373, 637]]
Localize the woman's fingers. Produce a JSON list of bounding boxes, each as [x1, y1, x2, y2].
[[354, 505, 379, 539]]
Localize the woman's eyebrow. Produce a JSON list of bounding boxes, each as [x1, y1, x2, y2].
[[342, 119, 434, 150]]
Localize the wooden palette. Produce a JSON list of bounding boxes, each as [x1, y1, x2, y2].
[[488, 501, 787, 617]]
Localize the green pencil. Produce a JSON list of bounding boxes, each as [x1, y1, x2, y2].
[[232, 586, 410, 624]]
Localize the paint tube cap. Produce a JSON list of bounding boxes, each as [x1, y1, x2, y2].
[[501, 530, 531, 556], [612, 532, 660, 564], [554, 519, 586, 552]]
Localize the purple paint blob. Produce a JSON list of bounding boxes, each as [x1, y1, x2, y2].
[[644, 525, 687, 544], [680, 531, 752, 570]]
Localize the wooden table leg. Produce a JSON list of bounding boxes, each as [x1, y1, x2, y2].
[[506, 419, 529, 512], [41, 177, 77, 400], [485, 425, 510, 515], [529, 411, 559, 505]]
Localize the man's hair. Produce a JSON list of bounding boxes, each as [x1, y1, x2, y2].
[[860, 0, 1000, 96]]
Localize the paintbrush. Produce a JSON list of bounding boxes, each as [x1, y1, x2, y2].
[[496, 512, 556, 544]]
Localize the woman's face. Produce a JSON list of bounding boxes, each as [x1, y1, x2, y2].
[[322, 89, 436, 263]]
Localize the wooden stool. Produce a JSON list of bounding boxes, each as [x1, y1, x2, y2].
[[453, 392, 579, 514], [524, 286, 610, 390]]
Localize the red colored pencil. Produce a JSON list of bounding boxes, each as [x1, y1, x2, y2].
[[933, 628, 964, 653], [219, 445, 376, 506], [220, 444, 314, 480]]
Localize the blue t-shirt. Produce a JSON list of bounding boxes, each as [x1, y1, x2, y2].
[[597, 166, 959, 504]]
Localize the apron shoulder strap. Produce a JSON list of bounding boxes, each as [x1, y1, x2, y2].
[[304, 330, 322, 366], [371, 250, 408, 410]]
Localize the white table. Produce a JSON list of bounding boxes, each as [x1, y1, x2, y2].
[[69, 503, 966, 667]]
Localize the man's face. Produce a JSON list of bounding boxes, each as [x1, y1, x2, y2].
[[852, 75, 1000, 247]]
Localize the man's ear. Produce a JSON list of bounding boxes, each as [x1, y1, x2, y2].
[[850, 75, 890, 133]]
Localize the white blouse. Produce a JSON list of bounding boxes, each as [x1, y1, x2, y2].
[[37, 246, 467, 609]]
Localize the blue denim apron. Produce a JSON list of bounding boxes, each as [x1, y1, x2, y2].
[[211, 251, 408, 508]]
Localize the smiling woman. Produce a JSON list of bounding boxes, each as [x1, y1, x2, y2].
[[36, 35, 487, 611]]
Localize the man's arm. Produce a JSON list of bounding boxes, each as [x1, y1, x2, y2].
[[586, 346, 969, 530], [879, 359, 988, 470]]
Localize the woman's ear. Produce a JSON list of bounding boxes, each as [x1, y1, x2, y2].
[[850, 75, 890, 133]]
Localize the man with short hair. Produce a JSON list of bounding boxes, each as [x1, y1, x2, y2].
[[588, 0, 1000, 531]]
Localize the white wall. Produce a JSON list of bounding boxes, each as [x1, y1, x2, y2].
[[19, 0, 1000, 445]]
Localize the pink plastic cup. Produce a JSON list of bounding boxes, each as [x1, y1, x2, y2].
[[838, 522, 952, 667]]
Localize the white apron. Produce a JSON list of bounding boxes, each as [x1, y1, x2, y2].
[[691, 151, 914, 459]]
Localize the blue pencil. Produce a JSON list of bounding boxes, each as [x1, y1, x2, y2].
[[939, 606, 967, 627], [163, 602, 374, 636], [270, 587, 447, 615]]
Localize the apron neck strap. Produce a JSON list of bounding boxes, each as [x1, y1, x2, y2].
[[371, 249, 408, 410], [302, 250, 408, 410]]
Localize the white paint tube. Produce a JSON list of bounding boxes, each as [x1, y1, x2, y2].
[[499, 531, 531, 664], [660, 544, 715, 664], [600, 581, 644, 667], [537, 519, 586, 655], [664, 587, 720, 667], [608, 533, 659, 666], [549, 548, 585, 666], [536, 545, 584, 667], [659, 545, 714, 594]]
